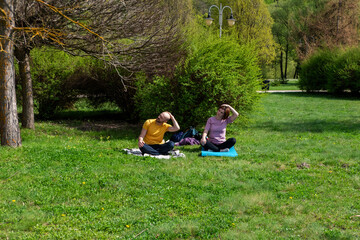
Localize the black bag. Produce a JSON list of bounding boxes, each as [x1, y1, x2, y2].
[[170, 131, 183, 142], [180, 126, 201, 141]]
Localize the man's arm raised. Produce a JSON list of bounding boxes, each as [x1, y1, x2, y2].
[[167, 112, 180, 132]]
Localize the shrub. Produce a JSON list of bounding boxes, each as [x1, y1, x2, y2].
[[298, 49, 338, 91], [30, 47, 85, 119], [331, 47, 360, 93], [299, 47, 360, 93], [135, 37, 262, 127], [29, 47, 138, 120], [67, 61, 137, 120]]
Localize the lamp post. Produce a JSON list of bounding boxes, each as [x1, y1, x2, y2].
[[205, 3, 235, 38]]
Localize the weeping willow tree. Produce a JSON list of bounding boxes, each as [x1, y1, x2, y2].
[[204, 0, 276, 64]]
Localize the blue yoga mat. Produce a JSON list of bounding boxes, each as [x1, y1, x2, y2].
[[201, 146, 238, 157]]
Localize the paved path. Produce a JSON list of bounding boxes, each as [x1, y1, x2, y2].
[[257, 90, 304, 93], [257, 90, 328, 93]]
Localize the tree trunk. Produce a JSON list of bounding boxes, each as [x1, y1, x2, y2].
[[0, 0, 22, 147], [15, 47, 35, 129], [284, 43, 289, 81], [294, 62, 300, 79], [280, 50, 284, 80]]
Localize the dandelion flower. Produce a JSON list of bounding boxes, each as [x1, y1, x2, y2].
[[61, 214, 66, 217], [232, 223, 235, 226], [12, 200, 16, 203], [82, 182, 86, 184], [289, 197, 293, 199], [101, 208, 104, 211], [126, 225, 130, 228]]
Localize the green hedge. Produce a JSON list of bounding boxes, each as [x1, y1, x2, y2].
[[299, 47, 360, 93], [135, 37, 262, 127]]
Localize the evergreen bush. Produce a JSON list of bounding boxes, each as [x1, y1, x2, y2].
[[299, 47, 360, 94], [331, 48, 360, 93], [135, 37, 262, 127], [298, 49, 337, 91]]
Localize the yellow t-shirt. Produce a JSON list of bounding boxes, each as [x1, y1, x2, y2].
[[143, 119, 171, 145]]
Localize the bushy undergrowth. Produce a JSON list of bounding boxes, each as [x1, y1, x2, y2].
[[135, 37, 262, 127], [27, 47, 135, 120], [29, 47, 88, 119], [299, 47, 360, 93], [67, 61, 136, 119]]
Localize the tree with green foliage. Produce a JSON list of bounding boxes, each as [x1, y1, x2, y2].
[[268, 0, 298, 82], [194, 0, 276, 65], [267, 0, 359, 83], [274, 0, 359, 60], [135, 35, 262, 127], [226, 0, 276, 64]]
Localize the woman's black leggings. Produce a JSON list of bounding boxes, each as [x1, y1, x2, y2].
[[202, 138, 236, 152]]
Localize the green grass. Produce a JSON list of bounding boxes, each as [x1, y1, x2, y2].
[[1, 93, 360, 239], [266, 79, 301, 91]]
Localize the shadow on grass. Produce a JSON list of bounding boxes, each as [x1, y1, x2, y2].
[[36, 110, 141, 141], [253, 119, 360, 133], [51, 110, 126, 121], [176, 145, 202, 153]]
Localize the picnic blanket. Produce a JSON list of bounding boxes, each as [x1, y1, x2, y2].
[[175, 137, 200, 146], [123, 148, 185, 159], [201, 146, 238, 157]]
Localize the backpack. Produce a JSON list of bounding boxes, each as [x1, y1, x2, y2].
[[180, 126, 201, 141], [170, 131, 183, 142]]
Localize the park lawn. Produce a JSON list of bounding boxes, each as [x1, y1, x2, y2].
[[268, 79, 301, 91], [1, 93, 359, 239]]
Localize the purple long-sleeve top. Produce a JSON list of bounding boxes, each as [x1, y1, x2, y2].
[[204, 116, 233, 145]]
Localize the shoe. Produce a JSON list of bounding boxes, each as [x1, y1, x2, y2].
[[220, 148, 229, 152], [169, 150, 180, 156]]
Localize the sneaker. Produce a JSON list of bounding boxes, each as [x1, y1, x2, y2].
[[220, 148, 229, 152], [169, 150, 180, 156]]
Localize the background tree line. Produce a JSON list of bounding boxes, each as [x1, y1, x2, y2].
[[267, 0, 359, 83]]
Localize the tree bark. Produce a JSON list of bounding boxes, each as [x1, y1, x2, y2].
[[284, 43, 289, 81], [15, 47, 35, 129], [280, 50, 284, 80], [0, 0, 22, 147]]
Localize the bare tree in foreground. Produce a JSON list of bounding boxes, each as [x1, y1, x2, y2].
[[0, 0, 189, 145], [0, 0, 22, 146]]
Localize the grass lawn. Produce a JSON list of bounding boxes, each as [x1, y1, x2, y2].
[[1, 93, 359, 239], [267, 79, 301, 91]]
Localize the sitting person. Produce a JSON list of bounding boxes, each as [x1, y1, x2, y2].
[[200, 104, 239, 152], [138, 112, 180, 155]]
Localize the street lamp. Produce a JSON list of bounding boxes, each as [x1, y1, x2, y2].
[[205, 3, 235, 38]]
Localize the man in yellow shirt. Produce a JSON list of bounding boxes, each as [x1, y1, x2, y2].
[[138, 112, 180, 155]]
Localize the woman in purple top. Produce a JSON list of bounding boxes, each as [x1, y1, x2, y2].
[[200, 104, 239, 152]]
